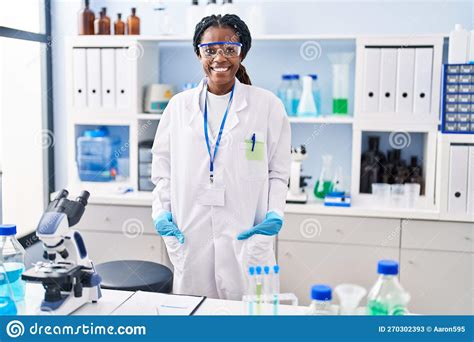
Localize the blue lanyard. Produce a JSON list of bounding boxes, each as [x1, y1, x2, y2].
[[203, 83, 235, 183]]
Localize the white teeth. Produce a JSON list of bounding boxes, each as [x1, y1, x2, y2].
[[213, 67, 229, 72]]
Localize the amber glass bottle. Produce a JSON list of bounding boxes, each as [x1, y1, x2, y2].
[[114, 13, 125, 35], [101, 7, 111, 34], [126, 8, 140, 35], [78, 0, 95, 35]]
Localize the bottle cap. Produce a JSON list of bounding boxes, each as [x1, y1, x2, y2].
[[255, 266, 262, 275], [308, 74, 318, 80], [293, 74, 300, 80], [248, 266, 255, 275], [377, 260, 399, 275], [0, 224, 17, 236], [311, 284, 332, 301], [84, 129, 107, 138], [263, 266, 270, 274], [273, 265, 280, 274]]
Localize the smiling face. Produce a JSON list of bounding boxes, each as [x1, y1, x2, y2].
[[198, 26, 242, 95]]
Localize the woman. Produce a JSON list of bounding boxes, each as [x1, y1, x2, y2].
[[151, 14, 291, 300]]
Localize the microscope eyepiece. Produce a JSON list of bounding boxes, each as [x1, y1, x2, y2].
[[76, 191, 90, 206]]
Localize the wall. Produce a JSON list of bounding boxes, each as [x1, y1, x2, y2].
[[51, 0, 473, 190]]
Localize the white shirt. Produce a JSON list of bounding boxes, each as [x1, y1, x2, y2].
[[203, 91, 232, 139]]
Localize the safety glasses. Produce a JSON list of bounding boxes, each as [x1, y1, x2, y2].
[[198, 41, 242, 59]]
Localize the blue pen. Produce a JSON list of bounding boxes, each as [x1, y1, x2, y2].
[[251, 133, 256, 152]]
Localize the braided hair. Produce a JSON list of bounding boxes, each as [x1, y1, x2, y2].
[[193, 14, 252, 85]]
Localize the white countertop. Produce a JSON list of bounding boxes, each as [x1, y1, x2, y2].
[[20, 283, 307, 316], [53, 187, 446, 221]]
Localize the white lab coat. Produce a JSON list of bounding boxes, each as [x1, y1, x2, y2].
[[151, 78, 291, 300]]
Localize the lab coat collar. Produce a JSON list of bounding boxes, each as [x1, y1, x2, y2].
[[187, 77, 248, 144]]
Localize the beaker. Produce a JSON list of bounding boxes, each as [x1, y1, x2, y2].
[[314, 155, 334, 199]]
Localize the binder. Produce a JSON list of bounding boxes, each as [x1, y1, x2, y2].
[[413, 48, 433, 114], [378, 48, 397, 112], [468, 146, 474, 214], [101, 48, 116, 108], [86, 48, 102, 108], [448, 145, 469, 214], [72, 48, 87, 108], [362, 48, 381, 112], [395, 48, 415, 113], [115, 48, 132, 109]]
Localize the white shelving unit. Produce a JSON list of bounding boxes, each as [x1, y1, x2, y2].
[[64, 33, 473, 222]]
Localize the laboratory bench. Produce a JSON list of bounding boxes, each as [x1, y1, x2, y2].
[[21, 283, 308, 316], [49, 189, 473, 315]]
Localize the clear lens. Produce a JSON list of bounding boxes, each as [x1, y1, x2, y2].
[[199, 43, 241, 58]]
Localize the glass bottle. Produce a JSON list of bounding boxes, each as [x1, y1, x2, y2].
[[127, 8, 140, 35], [360, 136, 386, 193], [0, 224, 26, 315], [78, 0, 95, 35], [308, 285, 332, 315], [114, 13, 125, 35], [96, 10, 110, 35], [314, 155, 334, 199], [367, 260, 410, 315], [101, 7, 111, 34], [309, 74, 321, 115]]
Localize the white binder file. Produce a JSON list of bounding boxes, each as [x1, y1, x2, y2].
[[362, 48, 381, 112], [413, 48, 433, 114], [86, 48, 102, 108], [448, 145, 469, 214], [115, 48, 132, 109], [72, 48, 87, 108], [378, 48, 397, 112], [101, 48, 116, 108], [395, 48, 415, 113]]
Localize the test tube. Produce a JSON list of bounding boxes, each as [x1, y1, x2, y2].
[[263, 266, 271, 306], [255, 266, 263, 315], [247, 266, 255, 315], [273, 265, 280, 315]]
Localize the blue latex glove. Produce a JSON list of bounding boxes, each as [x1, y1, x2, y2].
[[154, 211, 185, 244], [237, 211, 283, 240]]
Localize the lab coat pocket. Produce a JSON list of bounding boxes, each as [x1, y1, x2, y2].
[[162, 236, 185, 272], [245, 234, 276, 268], [238, 141, 267, 181]]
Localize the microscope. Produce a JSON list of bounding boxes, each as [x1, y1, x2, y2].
[[22, 189, 102, 315], [286, 145, 312, 204]]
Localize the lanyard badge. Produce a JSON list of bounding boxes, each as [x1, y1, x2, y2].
[[203, 82, 235, 184]]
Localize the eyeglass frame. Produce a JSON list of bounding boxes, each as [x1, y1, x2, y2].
[[197, 41, 243, 59]]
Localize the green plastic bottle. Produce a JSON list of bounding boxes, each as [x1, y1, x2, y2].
[[367, 260, 410, 315]]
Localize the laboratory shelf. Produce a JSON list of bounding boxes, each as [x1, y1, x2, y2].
[[138, 113, 162, 120], [288, 116, 353, 124]]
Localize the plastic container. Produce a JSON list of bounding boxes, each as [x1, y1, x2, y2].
[[308, 284, 332, 315], [297, 76, 317, 117], [390, 184, 407, 208], [372, 183, 391, 207], [328, 53, 354, 115], [367, 260, 410, 315], [448, 24, 469, 64], [0, 224, 26, 315], [405, 183, 421, 208], [77, 128, 119, 182], [277, 74, 292, 116], [309, 74, 321, 115]]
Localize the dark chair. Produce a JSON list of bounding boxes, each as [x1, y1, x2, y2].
[[95, 260, 173, 293]]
